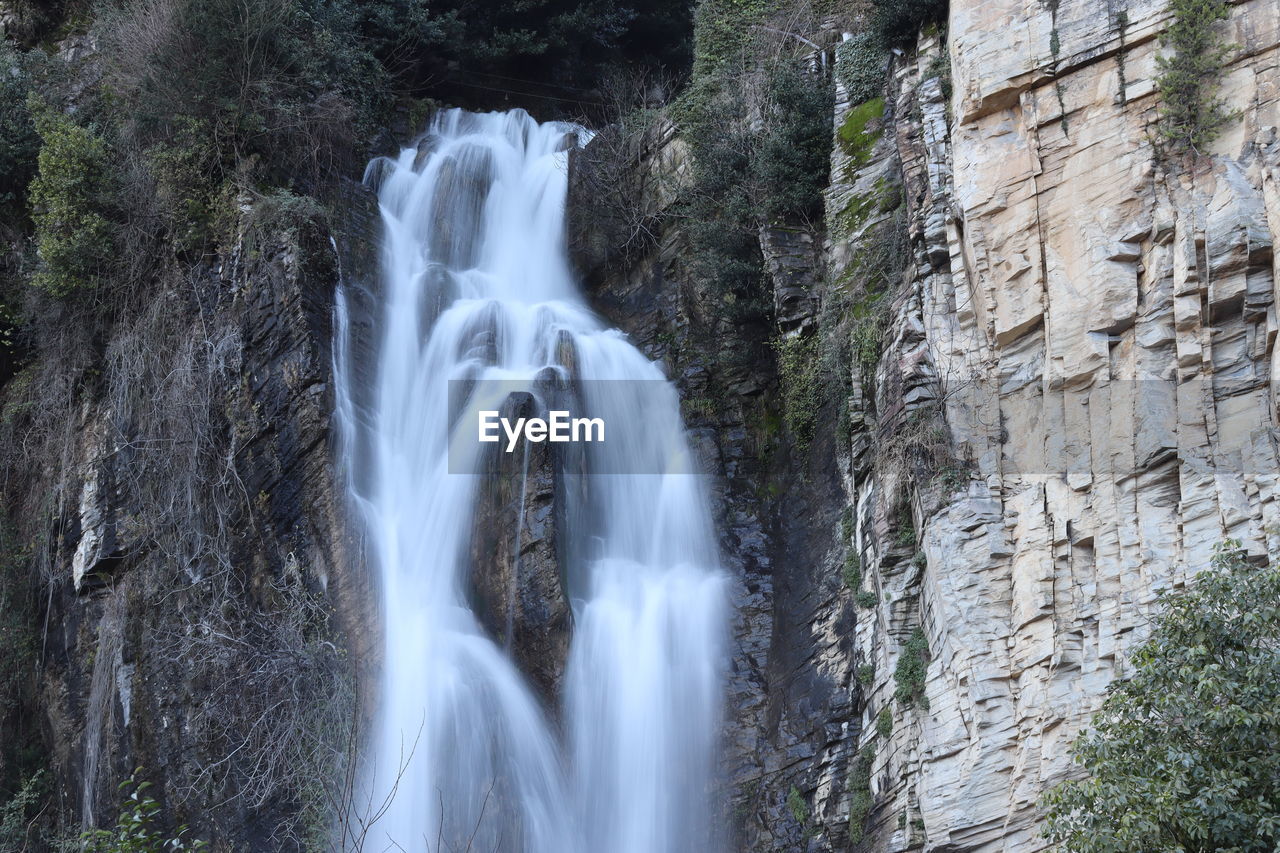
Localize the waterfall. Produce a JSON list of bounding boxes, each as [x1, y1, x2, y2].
[[335, 109, 728, 852]]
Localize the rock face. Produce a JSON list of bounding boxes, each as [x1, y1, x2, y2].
[[468, 389, 572, 705], [574, 0, 1280, 850], [9, 186, 381, 848], [852, 1, 1280, 849]]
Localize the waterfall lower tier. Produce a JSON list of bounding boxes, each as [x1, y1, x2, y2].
[[334, 109, 728, 852]]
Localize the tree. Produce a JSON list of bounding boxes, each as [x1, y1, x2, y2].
[[1155, 0, 1234, 152], [1042, 542, 1280, 852]]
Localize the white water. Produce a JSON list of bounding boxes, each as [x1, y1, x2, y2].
[[335, 109, 728, 852]]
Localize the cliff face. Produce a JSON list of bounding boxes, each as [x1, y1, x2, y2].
[[577, 0, 1280, 849], [6, 185, 381, 847], [868, 0, 1280, 848]]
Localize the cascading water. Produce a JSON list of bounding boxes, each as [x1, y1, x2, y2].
[[335, 109, 728, 852]]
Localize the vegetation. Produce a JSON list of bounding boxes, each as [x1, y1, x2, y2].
[[756, 62, 836, 223], [875, 706, 893, 739], [893, 626, 929, 709], [1042, 543, 1280, 852], [843, 552, 862, 589], [27, 103, 120, 296], [835, 32, 887, 106], [856, 663, 875, 685], [80, 773, 206, 852], [1154, 0, 1235, 151], [856, 590, 878, 609], [0, 45, 39, 209], [776, 333, 822, 452], [847, 743, 876, 843], [786, 784, 808, 826], [676, 0, 835, 329], [873, 0, 948, 47], [0, 770, 47, 851]]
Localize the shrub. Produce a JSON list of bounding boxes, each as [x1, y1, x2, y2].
[[835, 32, 887, 105], [27, 102, 120, 297], [786, 784, 808, 826], [0, 46, 39, 209], [847, 743, 876, 843], [678, 75, 769, 320], [1155, 0, 1235, 151], [775, 332, 821, 451], [0, 770, 46, 851], [80, 772, 207, 852], [856, 589, 878, 609], [893, 626, 929, 709], [843, 551, 862, 589], [875, 707, 893, 738], [873, 0, 948, 48], [755, 62, 834, 223], [1042, 543, 1280, 852], [856, 663, 875, 685]]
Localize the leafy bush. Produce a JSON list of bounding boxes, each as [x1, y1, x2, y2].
[[835, 32, 887, 105], [892, 626, 929, 709], [856, 663, 875, 685], [755, 63, 834, 223], [847, 743, 876, 843], [786, 784, 807, 825], [0, 770, 46, 851], [81, 772, 206, 852], [843, 551, 862, 589], [873, 0, 948, 47], [27, 102, 120, 296], [875, 706, 893, 738], [1155, 0, 1235, 151], [678, 73, 769, 319], [855, 590, 877, 609], [1042, 543, 1280, 852], [0, 46, 39, 209], [775, 332, 821, 451]]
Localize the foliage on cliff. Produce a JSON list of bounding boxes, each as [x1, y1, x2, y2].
[[80, 773, 206, 852], [1155, 0, 1235, 152], [1042, 543, 1280, 852], [676, 0, 834, 323], [27, 103, 121, 296]]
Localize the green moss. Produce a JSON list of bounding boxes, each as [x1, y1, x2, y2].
[[833, 177, 900, 240], [837, 97, 885, 171]]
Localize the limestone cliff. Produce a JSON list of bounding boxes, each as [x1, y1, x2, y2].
[[575, 0, 1280, 849]]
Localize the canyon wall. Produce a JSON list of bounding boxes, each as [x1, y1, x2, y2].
[[578, 0, 1280, 849]]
